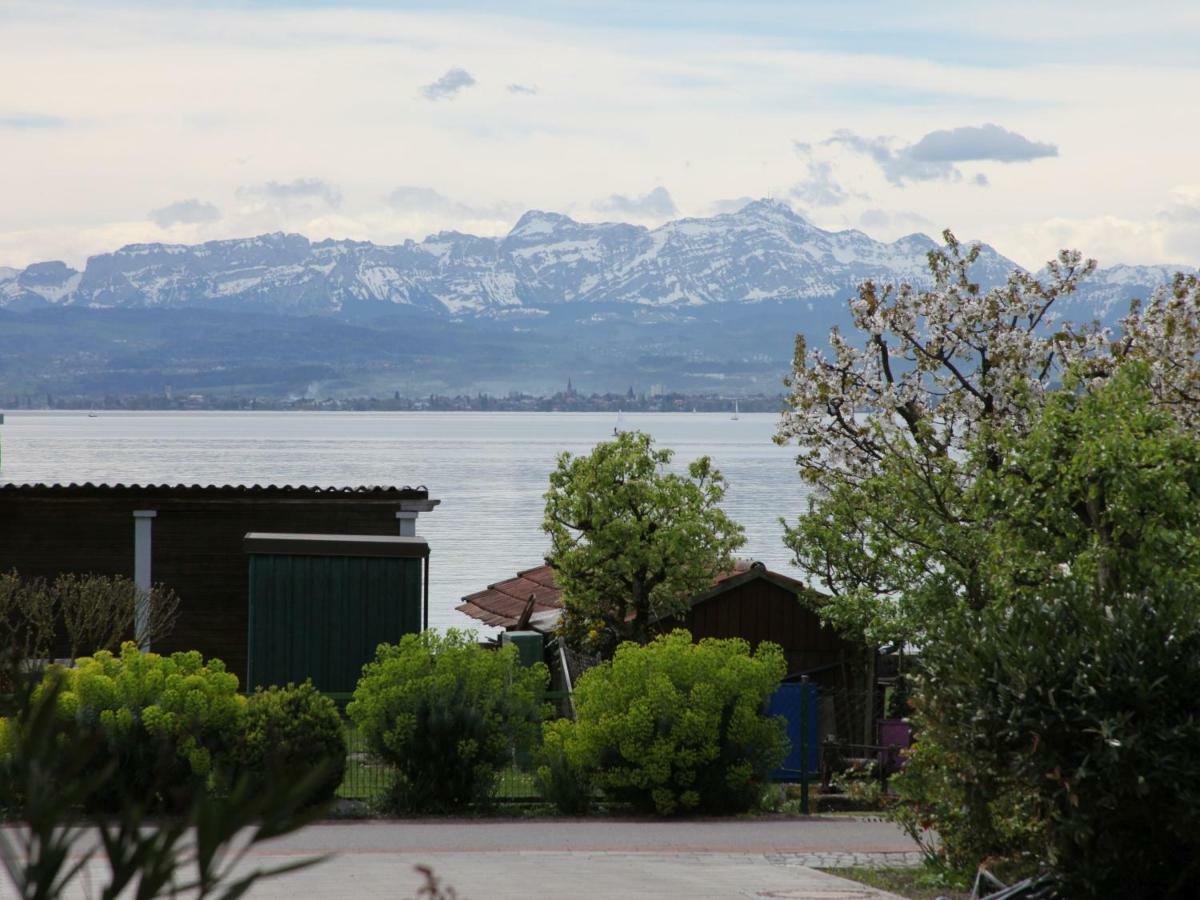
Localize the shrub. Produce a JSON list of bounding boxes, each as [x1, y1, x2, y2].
[[550, 630, 788, 816], [347, 630, 548, 813], [234, 680, 346, 809], [534, 718, 593, 814], [44, 642, 245, 810]]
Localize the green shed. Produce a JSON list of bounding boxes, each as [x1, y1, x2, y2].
[[244, 532, 430, 695]]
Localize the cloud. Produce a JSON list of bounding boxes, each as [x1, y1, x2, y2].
[[792, 143, 849, 207], [0, 113, 66, 129], [507, 83, 538, 95], [240, 177, 342, 209], [421, 67, 476, 101], [148, 198, 221, 228], [826, 130, 956, 185], [908, 124, 1058, 163], [828, 123, 1057, 186], [973, 173, 990, 187], [593, 186, 677, 218], [859, 208, 932, 230], [385, 185, 523, 219], [386, 186, 464, 214], [709, 196, 756, 215]]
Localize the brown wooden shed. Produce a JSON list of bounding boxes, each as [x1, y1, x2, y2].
[[0, 482, 437, 681], [459, 559, 878, 742]]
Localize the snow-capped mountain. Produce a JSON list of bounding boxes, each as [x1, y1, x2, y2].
[[0, 200, 1046, 318]]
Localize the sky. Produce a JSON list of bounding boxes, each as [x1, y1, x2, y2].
[[1, 0, 1199, 270]]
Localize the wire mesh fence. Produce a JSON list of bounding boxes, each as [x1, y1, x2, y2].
[[336, 723, 544, 805]]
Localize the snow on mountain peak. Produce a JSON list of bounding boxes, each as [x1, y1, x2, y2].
[[0, 203, 1179, 320]]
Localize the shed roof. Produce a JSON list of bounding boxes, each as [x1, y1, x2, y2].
[[457, 559, 814, 629], [0, 482, 431, 500]]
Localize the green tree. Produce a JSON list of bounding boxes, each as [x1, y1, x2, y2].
[[896, 365, 1200, 894], [775, 236, 1200, 646], [543, 430, 745, 655]]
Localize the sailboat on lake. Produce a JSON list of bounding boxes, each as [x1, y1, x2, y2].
[[731, 400, 739, 421]]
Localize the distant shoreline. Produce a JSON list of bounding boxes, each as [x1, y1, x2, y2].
[[4, 392, 789, 415]]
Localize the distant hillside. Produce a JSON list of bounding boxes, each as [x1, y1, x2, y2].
[[0, 200, 1192, 401]]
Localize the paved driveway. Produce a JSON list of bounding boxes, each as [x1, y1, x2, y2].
[[1, 817, 918, 899], [245, 817, 917, 898]]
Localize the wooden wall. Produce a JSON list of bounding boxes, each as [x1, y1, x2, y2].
[[682, 577, 855, 677], [0, 485, 425, 682]]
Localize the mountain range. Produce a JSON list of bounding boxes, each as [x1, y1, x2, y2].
[[0, 200, 1192, 400]]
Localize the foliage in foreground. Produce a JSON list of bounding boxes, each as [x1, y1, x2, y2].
[[893, 367, 1200, 897], [33, 643, 244, 811], [541, 630, 787, 816], [348, 630, 548, 813], [543, 430, 745, 656], [0, 654, 330, 899], [234, 680, 347, 808]]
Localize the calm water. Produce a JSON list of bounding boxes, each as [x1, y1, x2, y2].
[[0, 411, 810, 632]]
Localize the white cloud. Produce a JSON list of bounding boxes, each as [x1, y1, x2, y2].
[[593, 186, 677, 218], [0, 4, 1195, 268], [709, 196, 756, 215], [241, 178, 343, 209], [790, 143, 856, 207], [421, 67, 477, 101], [507, 83, 538, 95], [148, 198, 221, 228]]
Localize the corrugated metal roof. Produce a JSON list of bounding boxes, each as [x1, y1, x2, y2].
[[0, 482, 429, 497]]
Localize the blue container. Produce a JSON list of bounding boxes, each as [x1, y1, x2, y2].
[[767, 681, 820, 781]]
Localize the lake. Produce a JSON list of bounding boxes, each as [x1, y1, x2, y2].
[[0, 411, 811, 631]]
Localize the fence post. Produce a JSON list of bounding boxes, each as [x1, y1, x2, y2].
[[800, 675, 810, 815]]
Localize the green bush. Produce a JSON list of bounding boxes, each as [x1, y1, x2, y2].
[[347, 630, 549, 813], [549, 630, 788, 816], [535, 718, 593, 814], [234, 680, 346, 809], [43, 642, 245, 810]]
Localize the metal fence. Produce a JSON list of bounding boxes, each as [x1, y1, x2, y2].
[[336, 722, 544, 805]]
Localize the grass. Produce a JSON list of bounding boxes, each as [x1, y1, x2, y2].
[[819, 867, 970, 899]]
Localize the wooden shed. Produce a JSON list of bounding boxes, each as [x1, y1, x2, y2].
[[0, 482, 438, 681], [459, 559, 877, 741]]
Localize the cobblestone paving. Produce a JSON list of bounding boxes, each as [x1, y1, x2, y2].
[[766, 850, 925, 869]]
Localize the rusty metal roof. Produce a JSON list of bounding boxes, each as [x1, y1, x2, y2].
[[457, 559, 811, 629]]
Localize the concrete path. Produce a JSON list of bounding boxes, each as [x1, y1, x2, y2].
[[248, 818, 917, 898], [0, 817, 917, 899]]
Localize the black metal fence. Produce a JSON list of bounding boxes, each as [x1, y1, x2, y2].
[[336, 722, 544, 805]]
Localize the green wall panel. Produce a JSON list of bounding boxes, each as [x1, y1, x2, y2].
[[247, 553, 422, 693]]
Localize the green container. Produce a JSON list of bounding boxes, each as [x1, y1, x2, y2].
[[502, 630, 545, 668], [245, 532, 428, 694]]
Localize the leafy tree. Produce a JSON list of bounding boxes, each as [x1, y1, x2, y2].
[[895, 365, 1200, 895], [347, 630, 548, 812], [775, 233, 1200, 644], [542, 630, 787, 816], [543, 430, 745, 655]]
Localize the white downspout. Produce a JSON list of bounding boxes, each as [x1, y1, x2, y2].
[[133, 510, 157, 650]]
